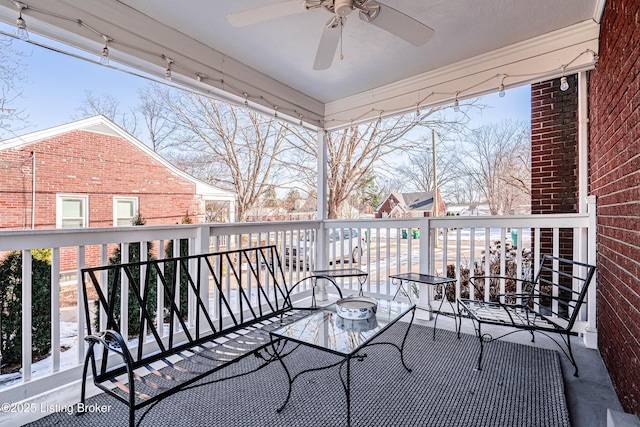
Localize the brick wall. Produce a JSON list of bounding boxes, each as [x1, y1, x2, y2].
[[589, 0, 640, 415], [0, 128, 205, 270], [530, 76, 578, 260]]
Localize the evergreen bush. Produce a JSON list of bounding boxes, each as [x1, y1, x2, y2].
[[164, 238, 190, 321], [0, 249, 51, 368], [94, 213, 157, 338]]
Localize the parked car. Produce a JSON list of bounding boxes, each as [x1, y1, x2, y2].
[[284, 229, 363, 267]]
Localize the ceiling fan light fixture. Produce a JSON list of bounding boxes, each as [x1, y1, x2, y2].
[[334, 0, 355, 17]]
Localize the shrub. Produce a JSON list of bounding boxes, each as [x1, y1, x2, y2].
[[0, 249, 51, 368], [94, 213, 157, 338], [164, 239, 190, 320], [98, 242, 158, 338]]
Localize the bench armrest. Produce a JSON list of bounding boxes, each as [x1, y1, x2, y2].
[[469, 276, 535, 299], [286, 275, 344, 309], [85, 329, 135, 367]]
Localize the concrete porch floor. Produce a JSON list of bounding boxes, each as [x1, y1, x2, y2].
[[422, 312, 624, 427]]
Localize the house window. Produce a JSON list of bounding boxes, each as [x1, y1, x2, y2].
[[114, 197, 138, 226], [57, 194, 89, 229]]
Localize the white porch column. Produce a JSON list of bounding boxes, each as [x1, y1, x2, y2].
[[578, 71, 589, 213], [577, 71, 598, 349], [584, 195, 598, 348], [315, 129, 329, 301], [228, 200, 236, 223], [417, 217, 433, 321]]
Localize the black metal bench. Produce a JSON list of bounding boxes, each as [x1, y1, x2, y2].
[[79, 245, 328, 426], [456, 255, 596, 376]]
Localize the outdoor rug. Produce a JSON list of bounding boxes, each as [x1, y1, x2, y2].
[[26, 323, 570, 427]]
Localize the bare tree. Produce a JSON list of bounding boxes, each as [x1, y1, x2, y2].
[[75, 90, 138, 136], [137, 83, 177, 152], [155, 87, 293, 222], [394, 135, 459, 195], [0, 36, 29, 139], [457, 121, 530, 214], [445, 174, 483, 205], [284, 106, 475, 218]]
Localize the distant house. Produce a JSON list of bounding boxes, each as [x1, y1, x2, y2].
[[0, 115, 236, 275], [0, 115, 236, 230], [375, 191, 445, 218]]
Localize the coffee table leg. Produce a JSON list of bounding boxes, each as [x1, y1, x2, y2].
[[399, 307, 416, 371], [272, 340, 294, 413], [433, 283, 447, 340]]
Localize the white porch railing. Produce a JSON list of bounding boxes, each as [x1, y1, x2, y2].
[[0, 200, 597, 409]]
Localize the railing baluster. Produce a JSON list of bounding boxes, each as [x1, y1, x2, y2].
[[455, 228, 462, 302], [21, 249, 32, 383], [484, 228, 491, 301], [77, 245, 86, 364], [469, 228, 476, 300], [500, 228, 506, 300], [51, 248, 60, 373], [157, 240, 165, 338]]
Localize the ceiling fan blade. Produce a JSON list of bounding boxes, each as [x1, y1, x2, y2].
[[360, 2, 435, 46], [228, 1, 306, 27], [313, 18, 342, 70]]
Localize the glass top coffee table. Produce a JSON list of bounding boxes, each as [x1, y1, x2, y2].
[[269, 298, 415, 426]]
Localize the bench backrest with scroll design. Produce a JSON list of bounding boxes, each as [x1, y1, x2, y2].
[[82, 245, 294, 377]]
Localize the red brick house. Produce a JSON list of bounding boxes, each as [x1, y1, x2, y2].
[[0, 115, 236, 274], [0, 115, 236, 230]]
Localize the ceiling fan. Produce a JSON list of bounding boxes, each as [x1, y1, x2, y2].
[[228, 0, 435, 70]]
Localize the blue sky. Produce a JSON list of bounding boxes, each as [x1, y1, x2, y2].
[[2, 21, 531, 139]]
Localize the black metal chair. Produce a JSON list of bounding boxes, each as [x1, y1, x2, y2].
[[457, 255, 596, 376]]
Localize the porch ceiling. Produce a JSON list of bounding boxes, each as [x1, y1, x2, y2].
[[0, 0, 602, 129]]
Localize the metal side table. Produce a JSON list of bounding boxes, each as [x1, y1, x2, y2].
[[389, 272, 456, 340]]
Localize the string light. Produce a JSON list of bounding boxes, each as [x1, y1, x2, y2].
[[100, 35, 111, 65], [6, 1, 599, 129], [14, 1, 28, 41], [164, 56, 173, 81], [274, 105, 279, 119], [560, 76, 569, 91]]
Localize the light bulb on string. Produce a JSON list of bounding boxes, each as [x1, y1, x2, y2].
[[243, 93, 249, 108], [453, 98, 460, 112], [15, 2, 28, 41], [164, 57, 173, 81], [498, 84, 506, 98], [100, 36, 111, 65], [560, 76, 569, 91]]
